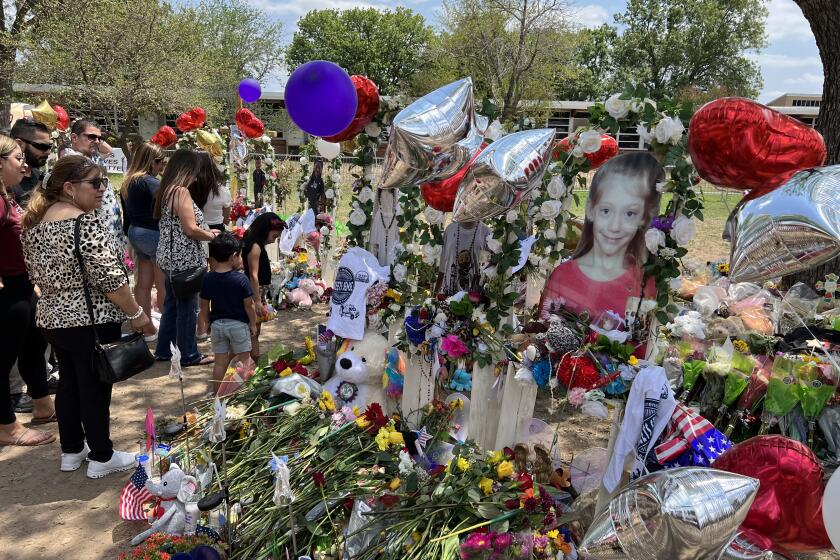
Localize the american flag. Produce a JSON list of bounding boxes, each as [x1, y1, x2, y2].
[[119, 464, 153, 521], [415, 426, 432, 449]]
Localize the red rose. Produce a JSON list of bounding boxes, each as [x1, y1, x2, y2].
[[312, 471, 326, 487], [517, 472, 533, 491], [176, 107, 206, 132], [235, 108, 265, 139], [151, 125, 177, 148]]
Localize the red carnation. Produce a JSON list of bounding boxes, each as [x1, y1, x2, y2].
[[504, 498, 520, 510], [556, 354, 601, 390], [312, 471, 326, 487]]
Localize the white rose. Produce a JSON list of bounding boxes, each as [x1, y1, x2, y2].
[[357, 186, 374, 203], [325, 189, 335, 199], [486, 237, 502, 253], [393, 263, 407, 282], [484, 266, 497, 279], [260, 135, 271, 143], [352, 201, 360, 209], [671, 215, 697, 246], [331, 172, 341, 183], [547, 176, 565, 199], [264, 158, 274, 166], [434, 313, 447, 323], [629, 99, 644, 113], [389, 303, 401, 313], [349, 209, 367, 226], [544, 229, 557, 241], [422, 244, 442, 264], [637, 123, 654, 145], [644, 228, 666, 255], [655, 116, 685, 145], [299, 156, 309, 166], [319, 226, 329, 236], [506, 210, 518, 224], [659, 247, 677, 259], [528, 254, 540, 265], [423, 206, 444, 225], [477, 343, 489, 354], [571, 145, 584, 158], [364, 123, 381, 138], [605, 93, 629, 119], [484, 119, 502, 140], [406, 243, 415, 254], [577, 129, 603, 154], [540, 200, 561, 220]]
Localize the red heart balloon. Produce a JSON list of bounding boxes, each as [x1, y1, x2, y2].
[[713, 435, 831, 552], [150, 125, 177, 148], [688, 98, 826, 201], [553, 134, 618, 169], [235, 108, 265, 139], [176, 107, 206, 133], [322, 75, 380, 143], [420, 145, 485, 212], [53, 104, 69, 132]]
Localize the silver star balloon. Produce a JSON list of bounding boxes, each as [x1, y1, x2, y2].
[[730, 165, 840, 283], [452, 128, 555, 223], [719, 530, 785, 560], [379, 78, 482, 190], [579, 467, 758, 560]]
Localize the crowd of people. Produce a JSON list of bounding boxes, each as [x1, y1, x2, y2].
[[0, 117, 287, 481]]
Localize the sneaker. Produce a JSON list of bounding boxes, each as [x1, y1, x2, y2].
[[12, 393, 34, 413], [60, 443, 91, 472], [86, 450, 137, 479], [143, 332, 159, 343]]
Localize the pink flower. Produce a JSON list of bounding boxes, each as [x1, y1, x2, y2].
[[441, 335, 469, 359], [494, 533, 513, 551], [568, 387, 586, 407]]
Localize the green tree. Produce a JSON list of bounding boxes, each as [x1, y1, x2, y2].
[[610, 0, 768, 99], [286, 7, 435, 96], [555, 24, 619, 101], [437, 0, 578, 121]]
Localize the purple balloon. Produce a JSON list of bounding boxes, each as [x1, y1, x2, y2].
[[285, 60, 357, 137], [238, 78, 261, 103]]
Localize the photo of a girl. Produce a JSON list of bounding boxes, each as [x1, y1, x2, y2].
[[538, 152, 663, 323]]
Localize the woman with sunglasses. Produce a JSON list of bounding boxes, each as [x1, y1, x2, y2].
[[20, 156, 151, 477], [0, 134, 56, 447], [122, 142, 166, 341]]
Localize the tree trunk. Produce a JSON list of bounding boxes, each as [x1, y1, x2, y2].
[[781, 1, 840, 290], [0, 46, 16, 131]]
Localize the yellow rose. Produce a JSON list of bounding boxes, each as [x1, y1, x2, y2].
[[627, 355, 639, 366], [389, 477, 401, 490], [478, 477, 494, 496], [457, 457, 470, 472], [497, 460, 513, 479], [388, 430, 405, 446], [487, 450, 504, 464]]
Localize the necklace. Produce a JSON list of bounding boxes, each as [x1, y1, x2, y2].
[[377, 190, 398, 259], [418, 342, 435, 405]]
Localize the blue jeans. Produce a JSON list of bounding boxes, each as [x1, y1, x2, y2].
[[155, 275, 200, 364]]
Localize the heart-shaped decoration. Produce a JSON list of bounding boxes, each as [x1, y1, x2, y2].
[[322, 75, 380, 143], [713, 435, 831, 552], [151, 125, 177, 148], [553, 134, 618, 169], [176, 107, 206, 133], [420, 145, 485, 212], [688, 97, 826, 201], [235, 108, 265, 139], [53, 104, 69, 132]]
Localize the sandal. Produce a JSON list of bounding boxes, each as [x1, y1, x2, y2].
[[0, 427, 56, 447], [182, 354, 214, 367], [31, 412, 58, 425]]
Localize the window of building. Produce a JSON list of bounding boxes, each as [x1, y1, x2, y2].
[[792, 99, 821, 107], [546, 111, 571, 137]]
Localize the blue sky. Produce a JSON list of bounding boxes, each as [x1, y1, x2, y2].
[[255, 0, 822, 104]]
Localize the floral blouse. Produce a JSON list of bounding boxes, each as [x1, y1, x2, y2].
[[22, 212, 128, 329]]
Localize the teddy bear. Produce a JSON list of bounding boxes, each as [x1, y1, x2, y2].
[[323, 330, 390, 409], [707, 316, 745, 341], [287, 277, 320, 309], [131, 463, 198, 545]]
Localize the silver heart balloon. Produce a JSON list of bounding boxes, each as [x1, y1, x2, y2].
[[580, 467, 758, 560], [730, 165, 840, 283], [379, 78, 481, 189], [452, 128, 555, 223]]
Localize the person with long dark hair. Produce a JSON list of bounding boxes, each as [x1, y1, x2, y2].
[[153, 150, 219, 367], [303, 160, 325, 213], [242, 212, 285, 359]]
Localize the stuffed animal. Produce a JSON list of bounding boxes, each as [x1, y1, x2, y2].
[[287, 277, 320, 309], [131, 463, 198, 545], [323, 330, 390, 408], [707, 316, 745, 340]]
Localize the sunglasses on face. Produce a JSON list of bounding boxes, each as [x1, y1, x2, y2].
[[72, 176, 108, 189], [82, 132, 103, 142], [21, 138, 53, 152]]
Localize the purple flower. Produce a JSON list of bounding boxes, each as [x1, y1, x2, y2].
[[651, 215, 675, 232], [462, 531, 494, 552], [534, 534, 549, 550], [493, 532, 512, 552]]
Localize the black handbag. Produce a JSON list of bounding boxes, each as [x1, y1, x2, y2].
[[167, 207, 206, 298], [74, 216, 155, 384]]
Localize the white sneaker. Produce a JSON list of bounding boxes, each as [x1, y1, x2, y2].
[[60, 443, 91, 472], [86, 450, 138, 479]]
